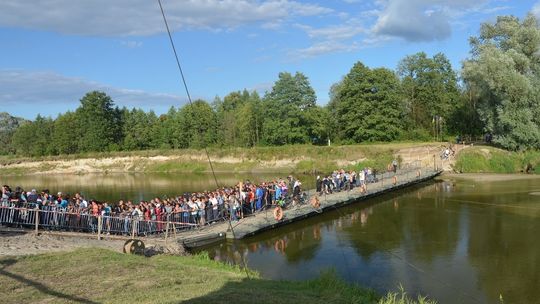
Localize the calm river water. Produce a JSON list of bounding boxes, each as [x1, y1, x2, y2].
[[2, 173, 539, 303]]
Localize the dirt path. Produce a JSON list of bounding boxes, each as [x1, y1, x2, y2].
[[0, 231, 125, 256], [396, 143, 471, 172]]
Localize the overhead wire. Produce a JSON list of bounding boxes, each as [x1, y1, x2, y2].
[[156, 0, 250, 279]]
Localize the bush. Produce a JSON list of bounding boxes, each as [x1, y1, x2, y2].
[[399, 129, 432, 142]]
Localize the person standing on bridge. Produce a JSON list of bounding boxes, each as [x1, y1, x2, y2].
[[255, 185, 263, 211], [392, 159, 398, 173]]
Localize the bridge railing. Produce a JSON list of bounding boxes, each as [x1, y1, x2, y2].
[[0, 203, 231, 238]]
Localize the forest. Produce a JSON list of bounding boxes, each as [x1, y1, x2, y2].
[[2, 14, 540, 157]]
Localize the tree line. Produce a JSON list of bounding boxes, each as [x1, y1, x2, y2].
[[4, 14, 540, 156]]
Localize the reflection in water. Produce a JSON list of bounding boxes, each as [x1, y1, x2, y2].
[[198, 178, 540, 304]]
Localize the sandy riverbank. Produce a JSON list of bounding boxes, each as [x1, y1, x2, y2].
[[0, 143, 442, 175], [440, 172, 540, 182], [0, 231, 125, 256]]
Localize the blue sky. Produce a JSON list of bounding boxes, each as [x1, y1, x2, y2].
[[1, 0, 539, 119]]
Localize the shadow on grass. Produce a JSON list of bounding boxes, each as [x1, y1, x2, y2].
[[0, 259, 100, 304], [181, 279, 296, 304], [181, 275, 377, 304]]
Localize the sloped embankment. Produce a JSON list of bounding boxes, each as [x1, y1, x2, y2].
[[0, 143, 443, 175]]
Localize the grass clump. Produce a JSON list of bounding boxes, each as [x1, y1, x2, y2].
[[0, 248, 435, 304], [378, 286, 436, 304]]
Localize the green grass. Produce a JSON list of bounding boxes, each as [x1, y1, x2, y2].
[[145, 161, 208, 174], [0, 248, 435, 304], [454, 146, 540, 174], [295, 159, 338, 173]]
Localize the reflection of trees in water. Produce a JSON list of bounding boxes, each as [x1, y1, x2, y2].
[[466, 206, 540, 303], [344, 203, 405, 260], [204, 180, 540, 303], [401, 197, 460, 262], [206, 222, 325, 266], [209, 242, 250, 267], [344, 182, 460, 263], [281, 224, 323, 263], [212, 181, 462, 267]]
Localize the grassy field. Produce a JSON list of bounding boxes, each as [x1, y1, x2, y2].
[[0, 142, 439, 175], [0, 248, 435, 304], [454, 146, 540, 174]]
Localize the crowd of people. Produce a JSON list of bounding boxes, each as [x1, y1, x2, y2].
[[0, 175, 308, 235], [1, 164, 389, 235], [316, 167, 378, 195]]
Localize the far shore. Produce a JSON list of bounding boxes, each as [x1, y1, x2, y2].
[[440, 172, 540, 182], [0, 143, 443, 176]]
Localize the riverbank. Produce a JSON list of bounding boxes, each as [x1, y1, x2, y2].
[[0, 246, 435, 304], [441, 172, 540, 182], [453, 146, 540, 174], [0, 142, 441, 176]]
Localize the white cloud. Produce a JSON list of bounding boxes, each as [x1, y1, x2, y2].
[[289, 41, 359, 59], [373, 0, 490, 42], [0, 0, 332, 36], [478, 5, 512, 15], [297, 23, 366, 41], [0, 69, 187, 109], [533, 1, 540, 17], [291, 19, 366, 59]]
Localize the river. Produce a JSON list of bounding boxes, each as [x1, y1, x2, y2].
[[2, 173, 539, 303]]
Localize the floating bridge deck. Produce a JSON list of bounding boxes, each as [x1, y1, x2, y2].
[[180, 167, 442, 246]]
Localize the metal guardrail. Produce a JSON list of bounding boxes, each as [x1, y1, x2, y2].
[[0, 203, 230, 239]]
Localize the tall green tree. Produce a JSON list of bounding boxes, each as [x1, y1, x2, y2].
[[75, 91, 122, 152], [262, 72, 319, 145], [0, 112, 26, 155], [12, 115, 54, 156], [146, 113, 172, 149], [177, 99, 218, 148], [121, 108, 159, 151], [52, 111, 80, 155], [397, 52, 460, 133], [235, 91, 263, 147], [158, 107, 181, 149], [215, 90, 251, 146], [462, 14, 540, 150], [448, 83, 484, 140], [329, 62, 404, 142], [304, 106, 330, 145]]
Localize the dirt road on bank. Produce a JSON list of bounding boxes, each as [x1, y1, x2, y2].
[[0, 231, 125, 256]]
